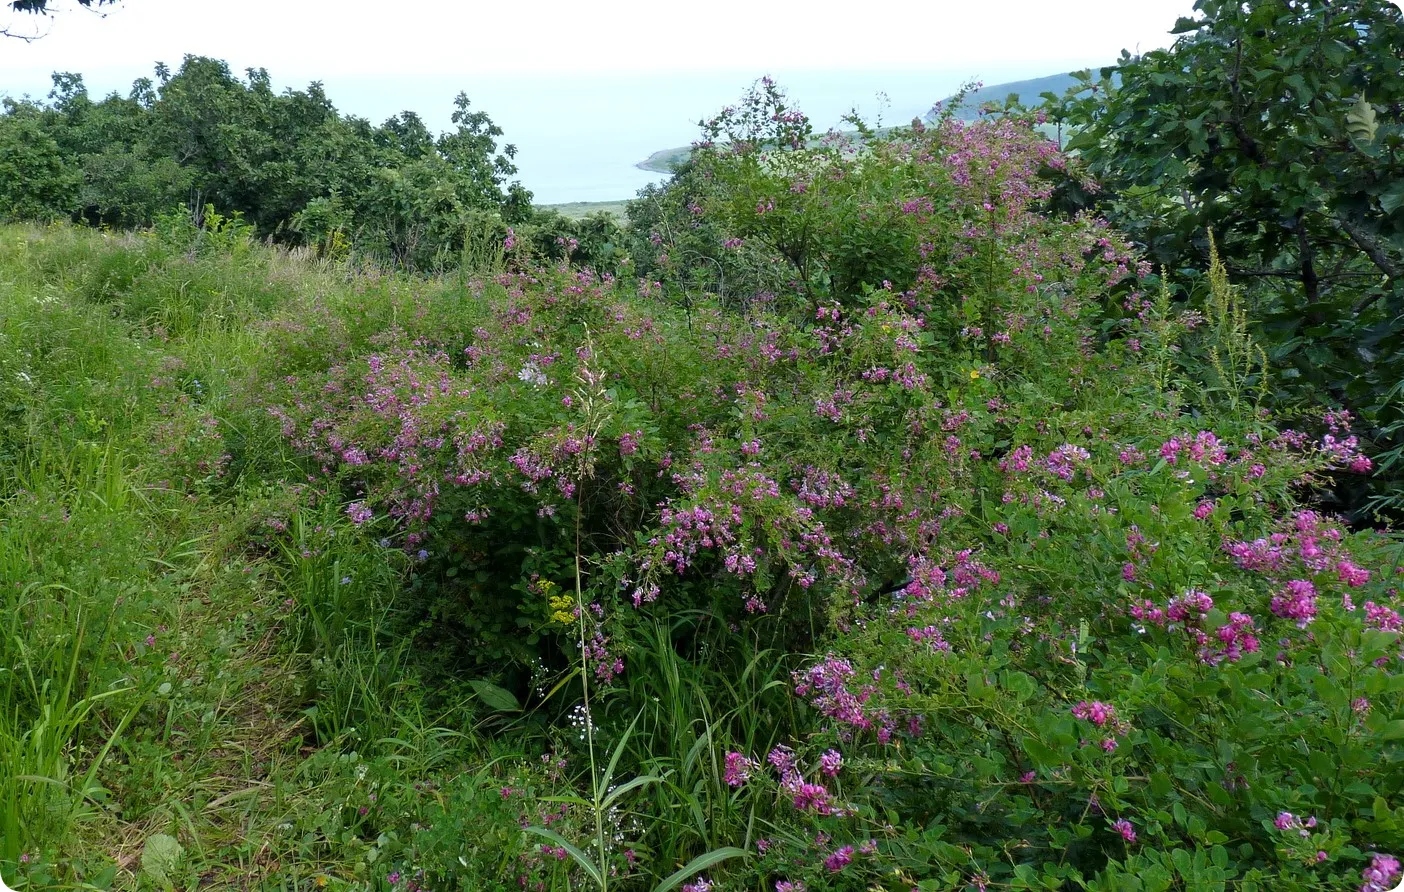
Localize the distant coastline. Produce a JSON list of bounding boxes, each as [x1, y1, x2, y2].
[[633, 71, 1086, 177], [635, 145, 692, 175]]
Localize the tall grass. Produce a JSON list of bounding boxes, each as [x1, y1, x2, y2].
[[0, 444, 149, 867], [0, 220, 817, 888]]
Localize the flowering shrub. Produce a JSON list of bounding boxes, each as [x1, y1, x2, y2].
[[261, 95, 1403, 889]]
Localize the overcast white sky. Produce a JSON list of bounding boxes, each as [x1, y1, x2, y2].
[[22, 0, 1397, 203], [1, 0, 1201, 84]]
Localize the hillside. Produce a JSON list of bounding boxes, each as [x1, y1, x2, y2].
[[636, 71, 1086, 175], [928, 71, 1082, 120]]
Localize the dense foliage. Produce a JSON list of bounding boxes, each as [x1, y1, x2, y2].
[[7, 0, 115, 13], [4, 5, 1404, 890], [6, 72, 1404, 891], [0, 57, 627, 271], [1056, 0, 1404, 518]]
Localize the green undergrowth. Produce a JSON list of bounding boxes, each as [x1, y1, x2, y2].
[[3, 140, 1403, 891], [0, 224, 525, 890]]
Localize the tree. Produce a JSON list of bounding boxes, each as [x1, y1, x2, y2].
[[4, 0, 118, 39], [0, 56, 535, 269], [1059, 0, 1404, 516], [8, 0, 116, 12], [0, 111, 79, 220]]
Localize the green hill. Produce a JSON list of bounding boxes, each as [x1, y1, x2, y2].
[[928, 72, 1082, 121], [636, 71, 1090, 175]]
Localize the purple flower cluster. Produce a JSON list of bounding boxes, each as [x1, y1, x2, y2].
[[1362, 854, 1401, 892]]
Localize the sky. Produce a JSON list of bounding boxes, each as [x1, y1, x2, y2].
[[0, 0, 1215, 202], [2, 0, 1200, 84]]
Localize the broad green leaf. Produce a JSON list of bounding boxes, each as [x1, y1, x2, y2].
[[524, 826, 602, 885], [651, 847, 748, 892], [602, 774, 662, 811], [469, 679, 521, 712], [1346, 94, 1378, 143], [1380, 180, 1404, 216], [1380, 719, 1404, 741]]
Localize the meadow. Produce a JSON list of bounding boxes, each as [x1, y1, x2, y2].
[[3, 3, 1404, 890]]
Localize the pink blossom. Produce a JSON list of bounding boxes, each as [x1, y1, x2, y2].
[[723, 751, 753, 787], [346, 501, 373, 525], [1362, 854, 1400, 892], [1072, 700, 1116, 727], [823, 845, 854, 872]]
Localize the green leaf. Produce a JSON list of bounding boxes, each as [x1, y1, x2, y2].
[[469, 679, 521, 712], [1379, 720, 1404, 741], [1171, 16, 1203, 33], [1002, 670, 1037, 702], [1170, 848, 1192, 877], [1346, 94, 1378, 143], [651, 847, 748, 892], [1023, 736, 1060, 769], [602, 774, 662, 811], [1063, 130, 1098, 152], [599, 713, 641, 798], [524, 826, 602, 885], [140, 833, 185, 884], [1380, 181, 1404, 216]]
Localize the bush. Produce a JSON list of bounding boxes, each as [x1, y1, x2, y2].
[[260, 103, 1402, 889]]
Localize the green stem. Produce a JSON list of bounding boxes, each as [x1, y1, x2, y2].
[[575, 483, 607, 891]]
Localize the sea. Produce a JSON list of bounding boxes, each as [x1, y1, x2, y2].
[[331, 69, 1066, 204]]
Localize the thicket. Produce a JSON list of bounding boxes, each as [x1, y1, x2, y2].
[[0, 55, 624, 271], [1054, 0, 1404, 520], [3, 3, 1404, 891]]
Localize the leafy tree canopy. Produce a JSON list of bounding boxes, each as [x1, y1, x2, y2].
[[1058, 0, 1404, 516], [0, 55, 543, 270], [8, 0, 116, 12]]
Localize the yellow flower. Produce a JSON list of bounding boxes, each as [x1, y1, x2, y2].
[[969, 369, 981, 380], [549, 593, 577, 625]]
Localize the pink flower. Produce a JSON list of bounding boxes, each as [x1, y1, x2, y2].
[[346, 500, 373, 524], [1337, 560, 1370, 587], [819, 749, 843, 777], [1112, 819, 1136, 843], [1362, 853, 1401, 892], [823, 845, 854, 872], [1072, 700, 1116, 727], [1271, 579, 1318, 627], [792, 782, 831, 813], [723, 751, 753, 787]]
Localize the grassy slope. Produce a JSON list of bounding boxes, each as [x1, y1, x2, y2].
[[0, 226, 496, 890], [535, 199, 631, 220], [925, 71, 1082, 121], [635, 145, 693, 175]]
